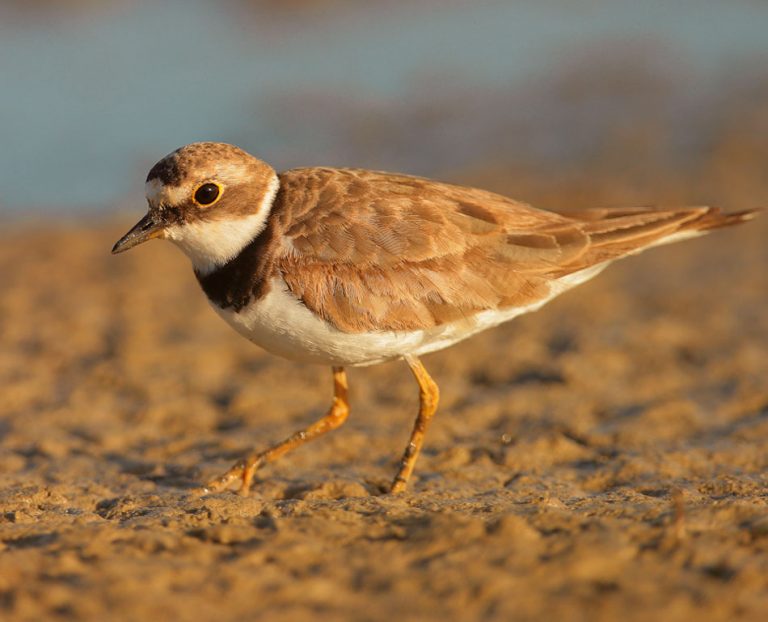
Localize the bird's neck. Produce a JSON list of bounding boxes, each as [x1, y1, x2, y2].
[[193, 178, 287, 312]]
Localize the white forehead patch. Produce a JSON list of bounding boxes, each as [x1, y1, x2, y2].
[[145, 178, 190, 207]]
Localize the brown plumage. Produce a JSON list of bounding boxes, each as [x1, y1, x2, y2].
[[272, 167, 756, 332]]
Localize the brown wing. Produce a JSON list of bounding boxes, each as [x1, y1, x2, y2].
[[272, 167, 755, 333]]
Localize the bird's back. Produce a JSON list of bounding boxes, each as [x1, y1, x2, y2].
[[272, 167, 756, 334]]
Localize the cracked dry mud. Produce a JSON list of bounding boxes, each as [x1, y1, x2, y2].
[[0, 208, 766, 621]]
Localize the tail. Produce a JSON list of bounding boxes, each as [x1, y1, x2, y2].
[[559, 206, 759, 267]]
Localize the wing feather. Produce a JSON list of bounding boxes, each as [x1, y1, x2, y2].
[[272, 168, 754, 332]]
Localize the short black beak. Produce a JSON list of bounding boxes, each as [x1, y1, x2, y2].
[[111, 212, 165, 254]]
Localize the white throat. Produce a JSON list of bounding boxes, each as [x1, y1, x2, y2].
[[165, 175, 279, 275]]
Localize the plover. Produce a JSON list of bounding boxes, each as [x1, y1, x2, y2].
[[112, 142, 756, 495]]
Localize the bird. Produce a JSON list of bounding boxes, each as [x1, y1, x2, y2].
[[112, 142, 756, 495]]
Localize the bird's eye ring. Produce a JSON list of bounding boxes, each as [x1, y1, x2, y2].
[[193, 182, 222, 206]]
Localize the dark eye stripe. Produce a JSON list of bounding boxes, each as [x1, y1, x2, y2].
[[194, 183, 221, 206]]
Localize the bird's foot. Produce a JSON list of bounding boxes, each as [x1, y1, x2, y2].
[[197, 455, 263, 496]]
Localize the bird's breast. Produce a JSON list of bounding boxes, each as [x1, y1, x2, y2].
[[208, 277, 428, 366]]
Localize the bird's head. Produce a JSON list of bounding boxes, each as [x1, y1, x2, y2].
[[111, 142, 278, 274]]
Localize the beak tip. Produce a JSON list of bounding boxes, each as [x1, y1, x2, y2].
[[111, 212, 164, 256], [111, 237, 132, 255]]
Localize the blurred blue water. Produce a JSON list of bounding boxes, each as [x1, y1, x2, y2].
[[0, 0, 765, 212]]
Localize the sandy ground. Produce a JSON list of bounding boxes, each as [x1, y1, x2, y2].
[[0, 207, 766, 621]]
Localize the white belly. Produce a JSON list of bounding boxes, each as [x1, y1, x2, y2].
[[211, 268, 606, 367]]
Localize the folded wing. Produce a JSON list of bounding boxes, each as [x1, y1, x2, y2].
[[273, 168, 755, 333]]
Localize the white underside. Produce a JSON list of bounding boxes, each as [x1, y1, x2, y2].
[[211, 264, 608, 367]]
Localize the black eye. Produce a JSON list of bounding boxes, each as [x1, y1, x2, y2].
[[194, 183, 221, 206]]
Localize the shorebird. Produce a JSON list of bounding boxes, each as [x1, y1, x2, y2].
[[112, 142, 756, 494]]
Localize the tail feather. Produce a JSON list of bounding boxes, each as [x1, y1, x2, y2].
[[552, 206, 759, 275], [694, 207, 759, 231], [585, 211, 699, 245]]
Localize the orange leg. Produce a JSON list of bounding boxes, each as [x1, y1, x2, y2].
[[202, 366, 349, 496], [391, 355, 440, 493]]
